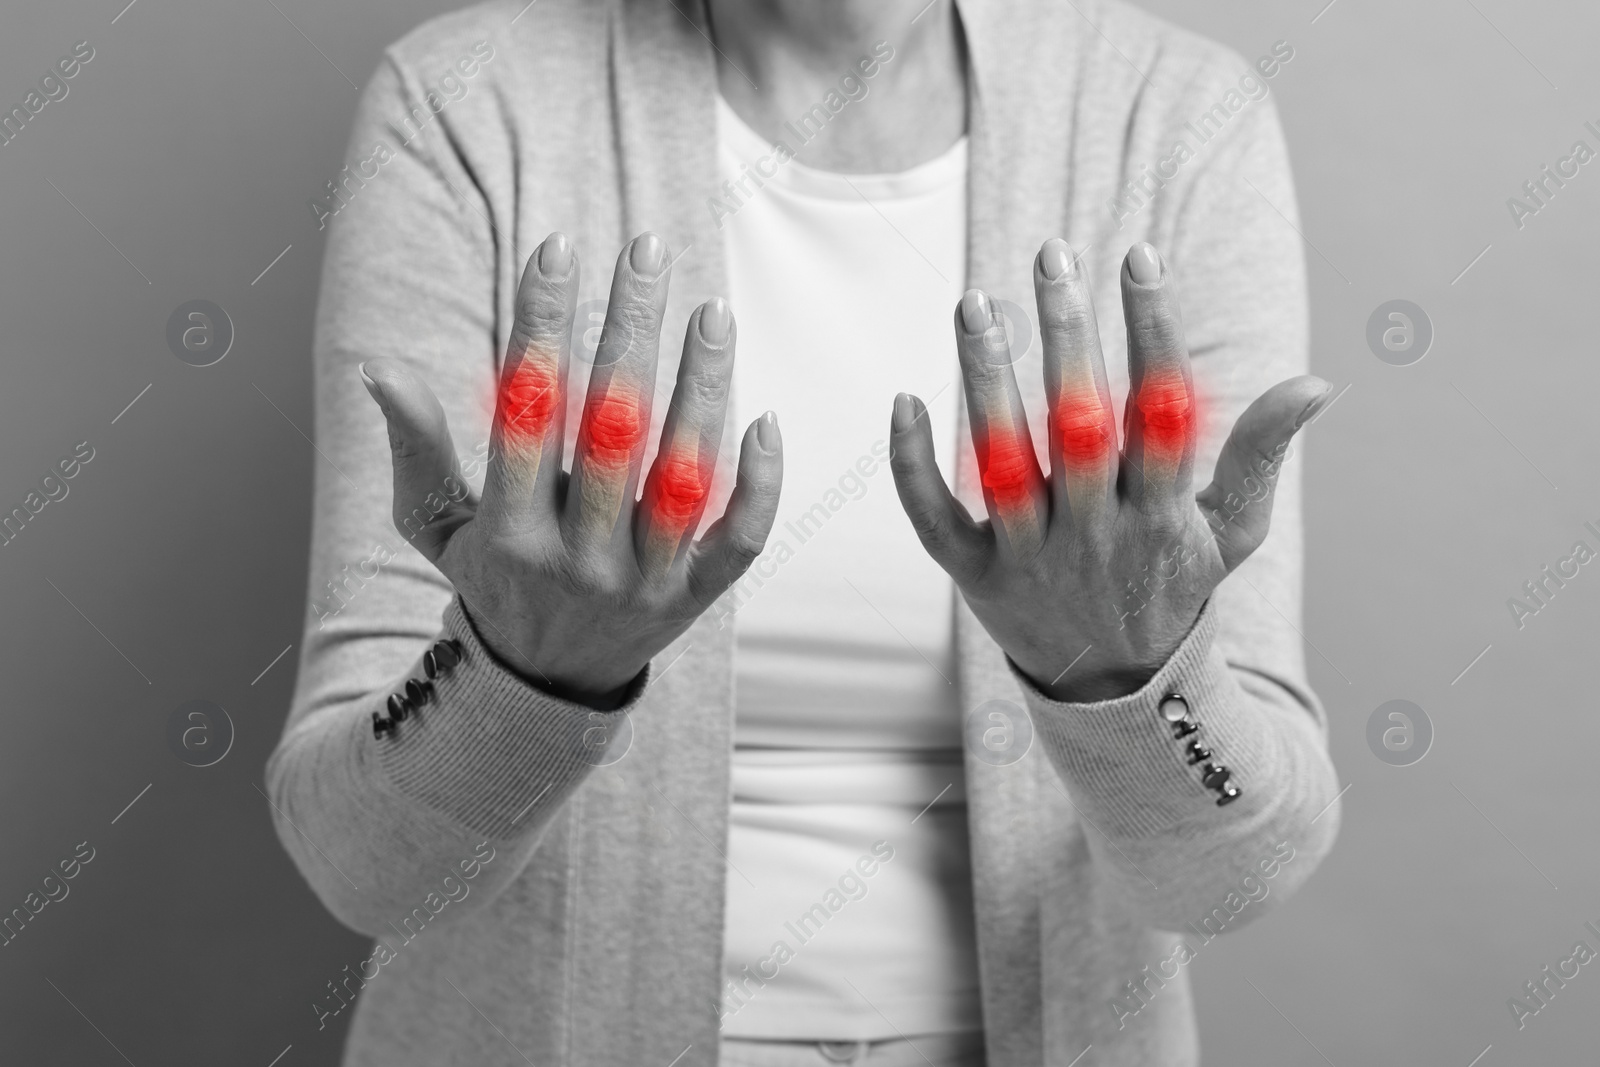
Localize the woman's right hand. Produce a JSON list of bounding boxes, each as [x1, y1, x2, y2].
[[359, 231, 783, 709]]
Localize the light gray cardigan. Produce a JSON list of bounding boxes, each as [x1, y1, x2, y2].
[[266, 0, 1341, 1063]]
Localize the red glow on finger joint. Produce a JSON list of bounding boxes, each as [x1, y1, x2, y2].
[[497, 357, 560, 445], [1136, 371, 1194, 461], [650, 451, 709, 534], [584, 390, 645, 467], [979, 427, 1036, 513], [1053, 390, 1112, 470]]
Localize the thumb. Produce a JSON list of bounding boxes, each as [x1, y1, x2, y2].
[[1195, 375, 1330, 572], [888, 392, 989, 586], [360, 359, 477, 561]]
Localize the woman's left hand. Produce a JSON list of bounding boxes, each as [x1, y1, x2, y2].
[[889, 240, 1332, 703]]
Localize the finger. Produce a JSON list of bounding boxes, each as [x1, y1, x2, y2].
[[1119, 242, 1198, 513], [954, 289, 1049, 562], [360, 358, 477, 563], [479, 232, 578, 534], [682, 413, 783, 610], [1197, 375, 1330, 572], [636, 298, 735, 581], [1034, 238, 1118, 527], [563, 232, 670, 560], [888, 392, 990, 586]]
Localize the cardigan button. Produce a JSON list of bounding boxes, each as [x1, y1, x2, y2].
[[423, 649, 439, 679], [371, 712, 396, 739], [1201, 763, 1231, 789], [1170, 719, 1199, 739], [387, 693, 411, 722], [1159, 694, 1189, 723], [405, 678, 433, 706], [1215, 783, 1242, 806], [1185, 741, 1211, 765], [433, 639, 462, 671]]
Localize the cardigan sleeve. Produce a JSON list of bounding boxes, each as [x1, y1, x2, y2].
[[1024, 81, 1341, 931], [262, 51, 638, 937]]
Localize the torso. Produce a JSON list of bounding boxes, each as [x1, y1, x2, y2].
[[715, 90, 983, 1039]]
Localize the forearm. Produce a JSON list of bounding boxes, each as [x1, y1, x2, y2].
[[1020, 598, 1339, 930], [265, 596, 641, 935]]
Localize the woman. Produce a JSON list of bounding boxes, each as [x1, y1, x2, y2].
[[267, 0, 1341, 1064]]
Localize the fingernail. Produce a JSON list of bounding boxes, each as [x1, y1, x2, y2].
[[700, 297, 731, 345], [1294, 385, 1334, 429], [757, 410, 780, 454], [1127, 243, 1162, 285], [538, 232, 572, 278], [1039, 238, 1075, 281], [358, 362, 385, 410], [892, 392, 914, 433], [631, 232, 667, 280], [961, 289, 992, 335]]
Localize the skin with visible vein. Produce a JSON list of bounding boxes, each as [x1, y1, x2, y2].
[[889, 239, 1331, 702], [360, 231, 783, 710]]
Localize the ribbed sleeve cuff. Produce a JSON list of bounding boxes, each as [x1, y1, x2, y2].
[[1014, 599, 1271, 839], [376, 596, 648, 840]]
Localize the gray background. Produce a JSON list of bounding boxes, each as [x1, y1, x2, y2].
[[0, 0, 1595, 1063]]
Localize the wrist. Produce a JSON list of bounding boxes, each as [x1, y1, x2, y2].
[[1013, 601, 1213, 704], [1029, 662, 1161, 703], [525, 669, 638, 712], [457, 596, 642, 711]]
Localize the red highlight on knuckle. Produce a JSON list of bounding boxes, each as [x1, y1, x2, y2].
[[583, 390, 645, 467], [497, 357, 560, 445], [979, 427, 1035, 512], [1136, 371, 1194, 461], [650, 450, 708, 534], [1053, 390, 1112, 470]]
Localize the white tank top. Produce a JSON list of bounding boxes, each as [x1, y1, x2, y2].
[[715, 93, 983, 1040]]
